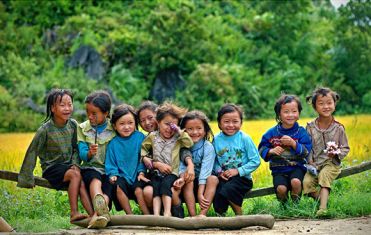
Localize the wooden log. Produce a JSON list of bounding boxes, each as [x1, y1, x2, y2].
[[0, 217, 15, 233], [244, 161, 371, 198], [0, 170, 52, 188], [0, 161, 370, 198], [72, 214, 275, 230]]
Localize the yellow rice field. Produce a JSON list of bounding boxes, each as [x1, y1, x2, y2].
[[0, 115, 370, 188]]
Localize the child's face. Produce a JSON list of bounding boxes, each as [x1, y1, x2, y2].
[[51, 94, 73, 126], [219, 111, 241, 136], [139, 109, 157, 132], [279, 101, 299, 129], [158, 115, 178, 140], [184, 118, 206, 143], [86, 103, 108, 126], [315, 94, 336, 118], [113, 113, 136, 137]]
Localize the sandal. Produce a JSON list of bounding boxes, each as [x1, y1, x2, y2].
[[87, 214, 108, 229], [93, 194, 110, 221]]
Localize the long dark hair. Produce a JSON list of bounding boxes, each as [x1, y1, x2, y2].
[[180, 110, 214, 141], [84, 90, 112, 115], [44, 89, 73, 123]]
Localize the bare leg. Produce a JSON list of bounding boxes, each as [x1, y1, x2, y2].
[[143, 186, 153, 211], [171, 187, 182, 206], [199, 176, 218, 216], [229, 201, 242, 215], [290, 178, 302, 202], [183, 181, 196, 216], [319, 187, 330, 209], [162, 195, 172, 216], [276, 185, 288, 202], [153, 196, 162, 216], [116, 187, 133, 214], [64, 169, 87, 221], [135, 187, 150, 215], [89, 179, 110, 205], [79, 180, 94, 216]]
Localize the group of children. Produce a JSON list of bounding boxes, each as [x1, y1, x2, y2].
[[17, 87, 349, 228]]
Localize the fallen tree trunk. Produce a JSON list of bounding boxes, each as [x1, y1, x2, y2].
[[244, 160, 371, 198], [72, 214, 275, 230], [0, 161, 370, 198]]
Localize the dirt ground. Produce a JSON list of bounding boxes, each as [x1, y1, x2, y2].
[[62, 216, 370, 235]]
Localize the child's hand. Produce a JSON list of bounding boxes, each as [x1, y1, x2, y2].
[[169, 123, 180, 134], [88, 144, 98, 158], [109, 176, 117, 184], [137, 173, 150, 182], [218, 171, 229, 181], [198, 194, 210, 210], [269, 146, 285, 156], [327, 153, 336, 158], [280, 135, 296, 148], [143, 157, 153, 169], [173, 177, 185, 190], [224, 169, 239, 179], [184, 165, 195, 183], [155, 162, 172, 174]]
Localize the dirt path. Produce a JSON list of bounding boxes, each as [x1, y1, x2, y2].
[[64, 216, 370, 235]]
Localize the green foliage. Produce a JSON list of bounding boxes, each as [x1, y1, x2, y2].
[[178, 63, 237, 120], [0, 0, 370, 132], [108, 64, 149, 106]]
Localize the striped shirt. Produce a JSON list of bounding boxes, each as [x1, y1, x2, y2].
[[17, 119, 79, 188]]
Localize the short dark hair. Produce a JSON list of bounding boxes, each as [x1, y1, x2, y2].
[[180, 110, 213, 141], [217, 103, 243, 127], [156, 102, 187, 123], [274, 94, 302, 123], [45, 89, 73, 123], [306, 87, 340, 109], [111, 104, 138, 131], [138, 100, 158, 118], [85, 90, 112, 115]]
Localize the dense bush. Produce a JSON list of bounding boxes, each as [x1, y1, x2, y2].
[[0, 0, 369, 131]]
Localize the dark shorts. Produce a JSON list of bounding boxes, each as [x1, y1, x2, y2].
[[112, 176, 137, 211], [42, 163, 73, 190], [272, 167, 305, 192], [135, 172, 154, 189], [81, 168, 115, 204], [213, 176, 253, 214], [152, 174, 178, 197]]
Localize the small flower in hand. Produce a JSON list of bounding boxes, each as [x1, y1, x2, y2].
[[324, 141, 341, 155]]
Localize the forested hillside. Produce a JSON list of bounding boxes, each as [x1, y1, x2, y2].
[[0, 0, 370, 132]]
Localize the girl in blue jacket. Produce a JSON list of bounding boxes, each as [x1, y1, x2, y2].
[[258, 95, 312, 204]]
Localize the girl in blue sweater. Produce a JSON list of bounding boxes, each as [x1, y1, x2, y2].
[[179, 110, 218, 217], [258, 95, 312, 203], [213, 104, 260, 215], [105, 104, 146, 214]]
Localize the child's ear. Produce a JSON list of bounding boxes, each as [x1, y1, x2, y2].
[[51, 104, 56, 113]]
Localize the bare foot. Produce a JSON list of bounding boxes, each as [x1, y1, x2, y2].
[[70, 213, 88, 223]]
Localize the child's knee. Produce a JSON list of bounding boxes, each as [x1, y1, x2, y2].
[[276, 185, 287, 195], [207, 175, 219, 185], [135, 188, 143, 197], [66, 169, 81, 181], [291, 178, 302, 189]]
